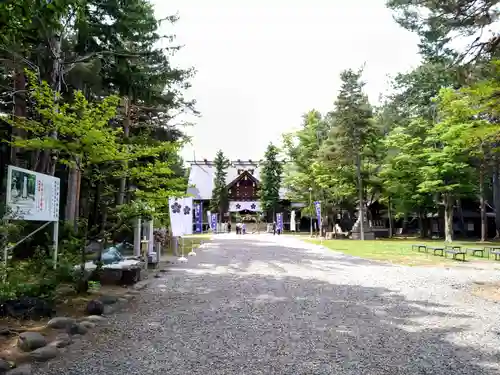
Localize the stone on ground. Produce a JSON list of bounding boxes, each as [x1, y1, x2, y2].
[[85, 300, 104, 315], [17, 332, 46, 352], [48, 333, 72, 348], [47, 317, 76, 330], [79, 321, 96, 329], [66, 323, 88, 336], [29, 346, 58, 362], [98, 295, 118, 305], [0, 358, 11, 373], [6, 364, 31, 375], [82, 315, 106, 323]]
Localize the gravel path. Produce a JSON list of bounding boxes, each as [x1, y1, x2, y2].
[[33, 234, 500, 375]]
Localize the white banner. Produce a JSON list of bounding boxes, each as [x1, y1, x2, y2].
[[6, 165, 60, 221], [290, 210, 296, 232], [228, 201, 260, 212], [168, 197, 184, 237], [182, 197, 193, 235]]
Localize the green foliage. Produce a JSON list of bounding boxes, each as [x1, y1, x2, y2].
[[211, 150, 230, 215], [11, 70, 123, 171], [259, 143, 283, 216]]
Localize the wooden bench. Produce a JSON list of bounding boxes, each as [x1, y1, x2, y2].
[[467, 248, 486, 258], [428, 246, 444, 256], [484, 246, 500, 260], [411, 244, 427, 252], [491, 250, 500, 261], [445, 245, 466, 261]]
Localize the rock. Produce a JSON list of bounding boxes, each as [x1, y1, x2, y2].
[[1, 298, 54, 320], [83, 315, 106, 323], [29, 346, 58, 362], [66, 323, 88, 336], [48, 333, 72, 348], [0, 329, 13, 337], [85, 300, 104, 315], [47, 317, 76, 329], [54, 285, 76, 298], [6, 364, 31, 375], [103, 305, 115, 315], [79, 321, 96, 329], [98, 295, 118, 305], [122, 294, 135, 300], [118, 298, 128, 304], [154, 273, 161, 278], [17, 332, 47, 352], [0, 359, 11, 373]]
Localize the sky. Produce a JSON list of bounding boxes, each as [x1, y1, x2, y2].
[[153, 0, 422, 162]]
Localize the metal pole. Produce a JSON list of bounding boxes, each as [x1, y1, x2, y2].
[[53, 220, 59, 269]]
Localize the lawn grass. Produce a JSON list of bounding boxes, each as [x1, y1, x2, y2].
[[305, 238, 500, 266]]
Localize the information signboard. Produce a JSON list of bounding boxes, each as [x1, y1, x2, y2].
[[5, 165, 60, 222]]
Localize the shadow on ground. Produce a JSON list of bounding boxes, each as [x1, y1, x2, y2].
[[32, 238, 500, 375]]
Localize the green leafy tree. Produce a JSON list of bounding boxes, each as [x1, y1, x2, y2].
[[381, 120, 435, 236], [211, 150, 230, 219], [259, 143, 283, 220], [417, 89, 477, 242], [282, 110, 333, 217]]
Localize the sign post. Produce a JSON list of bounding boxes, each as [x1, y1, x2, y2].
[[4, 166, 60, 268], [314, 201, 323, 245]]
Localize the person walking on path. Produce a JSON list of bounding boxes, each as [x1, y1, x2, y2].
[[272, 221, 276, 235]]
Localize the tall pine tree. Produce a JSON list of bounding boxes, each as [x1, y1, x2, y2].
[[259, 143, 283, 220], [211, 150, 230, 220], [322, 68, 377, 240]]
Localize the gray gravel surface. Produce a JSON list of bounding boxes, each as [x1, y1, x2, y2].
[[33, 234, 500, 374]]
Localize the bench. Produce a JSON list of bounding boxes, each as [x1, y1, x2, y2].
[[467, 248, 486, 258], [445, 246, 466, 261], [428, 246, 444, 256], [484, 246, 500, 260], [411, 244, 427, 252]]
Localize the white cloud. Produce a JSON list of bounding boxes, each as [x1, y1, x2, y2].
[[154, 0, 421, 161]]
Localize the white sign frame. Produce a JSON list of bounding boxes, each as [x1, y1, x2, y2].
[[4, 165, 61, 269], [6, 165, 60, 222]]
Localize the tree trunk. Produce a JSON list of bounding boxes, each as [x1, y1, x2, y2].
[[493, 161, 500, 238], [65, 166, 79, 223], [10, 69, 27, 167], [355, 153, 365, 240], [443, 194, 454, 243], [456, 199, 466, 237], [387, 197, 393, 238], [117, 97, 130, 206], [480, 167, 487, 242], [418, 212, 424, 238], [47, 33, 63, 176]]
